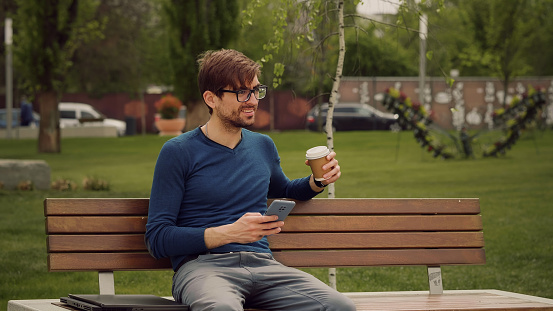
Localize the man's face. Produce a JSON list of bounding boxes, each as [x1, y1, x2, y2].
[[215, 76, 260, 129]]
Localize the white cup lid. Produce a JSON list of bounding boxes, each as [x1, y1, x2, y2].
[[306, 146, 330, 160]]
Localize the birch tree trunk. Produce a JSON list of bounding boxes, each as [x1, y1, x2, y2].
[[326, 0, 345, 290], [325, 0, 345, 199]]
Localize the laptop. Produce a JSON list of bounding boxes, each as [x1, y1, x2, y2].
[[60, 294, 189, 311]]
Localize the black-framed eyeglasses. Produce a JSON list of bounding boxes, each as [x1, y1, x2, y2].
[[219, 85, 267, 102]]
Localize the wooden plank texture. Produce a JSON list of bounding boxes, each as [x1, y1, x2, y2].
[[282, 215, 482, 232], [46, 216, 147, 233], [48, 253, 171, 271], [268, 232, 485, 249], [340, 291, 553, 311], [44, 197, 486, 272], [44, 198, 481, 216], [47, 248, 485, 271], [47, 232, 484, 252], [272, 249, 486, 267], [44, 198, 149, 216], [47, 235, 148, 252], [287, 198, 481, 215]]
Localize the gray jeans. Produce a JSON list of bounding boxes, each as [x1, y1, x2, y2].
[[172, 252, 356, 311]]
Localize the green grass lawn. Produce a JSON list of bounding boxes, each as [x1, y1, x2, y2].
[[1, 129, 552, 311]]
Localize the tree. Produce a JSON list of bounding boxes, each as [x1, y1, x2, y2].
[[14, 0, 103, 153], [65, 0, 167, 97], [163, 0, 240, 130], [343, 24, 418, 77], [455, 0, 538, 105]]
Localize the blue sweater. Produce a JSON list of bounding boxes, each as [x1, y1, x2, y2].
[[145, 128, 320, 270]]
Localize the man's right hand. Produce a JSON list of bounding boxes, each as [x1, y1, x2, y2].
[[204, 213, 284, 249]]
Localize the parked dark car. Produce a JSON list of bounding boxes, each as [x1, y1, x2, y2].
[[306, 103, 400, 132]]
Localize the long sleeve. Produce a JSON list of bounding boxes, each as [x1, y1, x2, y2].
[[145, 139, 208, 260]]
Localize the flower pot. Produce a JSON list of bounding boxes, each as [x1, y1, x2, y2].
[[155, 118, 186, 136]]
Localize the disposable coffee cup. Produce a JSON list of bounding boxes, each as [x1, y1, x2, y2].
[[306, 146, 331, 181]]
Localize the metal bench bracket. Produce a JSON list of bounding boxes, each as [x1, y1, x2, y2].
[[99, 271, 115, 295], [428, 266, 443, 294]]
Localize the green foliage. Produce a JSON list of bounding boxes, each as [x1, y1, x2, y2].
[[65, 0, 165, 96], [242, 0, 323, 89], [163, 0, 240, 103], [443, 0, 538, 80], [343, 24, 418, 76], [13, 0, 104, 94]]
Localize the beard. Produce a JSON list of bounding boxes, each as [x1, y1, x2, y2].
[[216, 104, 256, 129]]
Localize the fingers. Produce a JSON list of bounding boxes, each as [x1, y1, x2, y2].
[[322, 152, 340, 182], [235, 214, 283, 242]]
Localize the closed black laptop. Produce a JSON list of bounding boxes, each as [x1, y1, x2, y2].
[[60, 294, 189, 311]]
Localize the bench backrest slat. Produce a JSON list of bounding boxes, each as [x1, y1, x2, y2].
[[44, 198, 480, 215], [48, 248, 485, 271], [44, 198, 484, 271], [46, 215, 483, 234], [47, 231, 484, 252], [48, 253, 170, 271], [45, 198, 149, 215], [284, 215, 482, 231]]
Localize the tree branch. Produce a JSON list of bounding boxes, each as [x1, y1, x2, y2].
[[344, 13, 420, 33]]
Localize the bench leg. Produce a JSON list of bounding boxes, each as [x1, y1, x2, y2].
[[99, 271, 115, 295], [427, 266, 443, 294], [328, 268, 336, 290]]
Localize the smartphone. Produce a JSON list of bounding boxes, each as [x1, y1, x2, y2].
[[264, 200, 296, 222]]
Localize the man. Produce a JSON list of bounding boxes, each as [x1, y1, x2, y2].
[[20, 96, 34, 126], [145, 49, 355, 311]]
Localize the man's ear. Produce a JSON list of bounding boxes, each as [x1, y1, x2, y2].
[[203, 91, 217, 110]]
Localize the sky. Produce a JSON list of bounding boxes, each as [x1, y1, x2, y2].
[[357, 0, 400, 15]]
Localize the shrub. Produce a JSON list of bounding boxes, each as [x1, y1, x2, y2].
[[83, 176, 110, 191], [17, 180, 34, 191], [51, 178, 78, 191]]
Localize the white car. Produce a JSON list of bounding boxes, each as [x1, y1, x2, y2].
[[59, 102, 126, 136]]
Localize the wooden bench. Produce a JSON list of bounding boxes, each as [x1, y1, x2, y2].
[[8, 198, 553, 311]]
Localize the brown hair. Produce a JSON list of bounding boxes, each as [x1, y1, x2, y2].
[[197, 49, 261, 114]]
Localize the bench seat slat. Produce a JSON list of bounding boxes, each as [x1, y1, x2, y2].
[[341, 290, 553, 311], [47, 249, 485, 271], [283, 215, 482, 231]]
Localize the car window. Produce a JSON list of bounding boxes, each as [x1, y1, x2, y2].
[[89, 107, 105, 118], [82, 111, 95, 119], [357, 108, 372, 116], [336, 107, 357, 113], [60, 110, 76, 119]]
